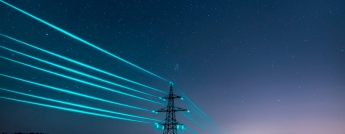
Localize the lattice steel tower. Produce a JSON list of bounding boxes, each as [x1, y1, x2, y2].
[[155, 82, 187, 134]]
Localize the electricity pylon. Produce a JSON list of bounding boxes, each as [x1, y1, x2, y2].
[[155, 82, 187, 134]]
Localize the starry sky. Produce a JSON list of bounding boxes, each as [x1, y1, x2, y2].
[[0, 0, 345, 134]]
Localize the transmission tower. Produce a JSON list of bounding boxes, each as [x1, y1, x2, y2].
[[155, 82, 187, 134]]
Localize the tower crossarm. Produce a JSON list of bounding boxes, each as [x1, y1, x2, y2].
[[174, 107, 187, 112], [155, 107, 168, 112], [161, 95, 182, 99], [155, 107, 187, 112], [158, 122, 183, 126]]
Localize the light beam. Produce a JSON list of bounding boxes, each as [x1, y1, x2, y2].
[[0, 0, 167, 82], [176, 86, 219, 126], [0, 0, 224, 132], [0, 56, 163, 105], [0, 46, 157, 97], [182, 112, 216, 134], [0, 34, 167, 94], [0, 96, 149, 123], [0, 74, 149, 111], [186, 128, 199, 134], [0, 88, 160, 121]]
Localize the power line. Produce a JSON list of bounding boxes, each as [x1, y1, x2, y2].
[[176, 87, 219, 126], [0, 0, 167, 82], [0, 74, 150, 111], [0, 0, 222, 132], [0, 96, 150, 123], [181, 113, 217, 134], [0, 37, 219, 132], [0, 88, 159, 121], [0, 46, 157, 97], [0, 56, 163, 105], [188, 110, 218, 133], [0, 34, 166, 94]]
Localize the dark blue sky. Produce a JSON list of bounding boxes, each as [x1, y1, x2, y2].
[[0, 0, 344, 134]]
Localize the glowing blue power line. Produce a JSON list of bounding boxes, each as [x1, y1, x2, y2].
[[0, 46, 157, 98], [1, 0, 222, 132], [185, 101, 221, 134], [176, 87, 225, 134], [0, 0, 167, 82], [181, 112, 201, 127], [181, 112, 217, 134], [186, 103, 226, 134], [182, 108, 214, 131], [0, 34, 166, 94], [0, 96, 149, 123], [187, 105, 216, 128], [0, 56, 163, 105], [176, 86, 218, 126], [0, 88, 160, 121], [189, 111, 207, 125], [0, 74, 149, 111], [186, 128, 199, 134]]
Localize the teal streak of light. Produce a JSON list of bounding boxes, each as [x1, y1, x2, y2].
[[0, 46, 158, 98], [184, 102, 220, 134], [181, 112, 200, 127], [0, 0, 167, 82], [192, 108, 216, 128], [0, 56, 163, 105], [186, 127, 198, 134], [186, 108, 218, 133], [0, 0, 221, 131], [0, 34, 167, 94], [181, 112, 217, 134], [0, 96, 149, 123], [175, 86, 218, 126], [0, 74, 149, 111], [0, 88, 160, 121], [185, 103, 225, 134], [176, 86, 224, 134], [189, 111, 214, 131]]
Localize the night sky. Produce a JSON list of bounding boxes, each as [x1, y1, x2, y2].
[[0, 0, 345, 134]]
